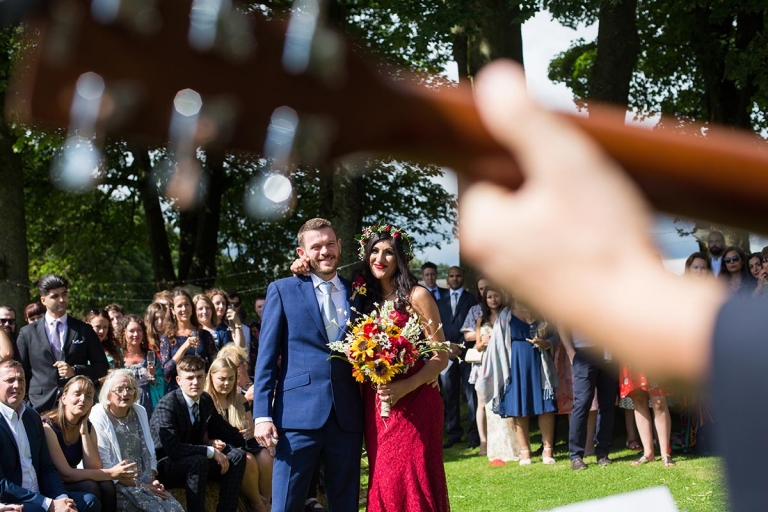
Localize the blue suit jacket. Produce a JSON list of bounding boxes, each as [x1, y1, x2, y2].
[[0, 405, 68, 508], [253, 274, 364, 432]]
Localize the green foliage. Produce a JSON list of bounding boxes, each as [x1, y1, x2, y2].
[[548, 39, 596, 105]]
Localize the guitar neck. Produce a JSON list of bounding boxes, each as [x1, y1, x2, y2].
[[11, 0, 768, 232]]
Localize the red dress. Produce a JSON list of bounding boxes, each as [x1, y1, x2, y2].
[[363, 359, 450, 512]]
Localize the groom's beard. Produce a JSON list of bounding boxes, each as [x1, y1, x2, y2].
[[310, 255, 338, 278]]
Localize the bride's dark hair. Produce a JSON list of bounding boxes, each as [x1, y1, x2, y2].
[[361, 231, 418, 313]]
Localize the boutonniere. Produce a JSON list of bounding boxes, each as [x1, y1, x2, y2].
[[350, 276, 367, 301]]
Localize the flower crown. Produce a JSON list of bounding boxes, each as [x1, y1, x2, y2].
[[356, 223, 415, 262]]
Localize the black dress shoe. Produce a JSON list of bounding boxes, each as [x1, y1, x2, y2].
[[570, 457, 588, 470], [467, 440, 481, 449], [442, 439, 458, 449], [597, 456, 613, 467]]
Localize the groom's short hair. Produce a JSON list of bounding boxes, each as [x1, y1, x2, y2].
[[298, 218, 335, 246]]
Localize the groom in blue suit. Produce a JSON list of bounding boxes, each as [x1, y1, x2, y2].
[[253, 218, 364, 512]]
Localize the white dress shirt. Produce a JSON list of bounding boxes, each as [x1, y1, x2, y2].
[[711, 256, 723, 278], [0, 401, 66, 509], [181, 392, 214, 458], [310, 273, 347, 330]]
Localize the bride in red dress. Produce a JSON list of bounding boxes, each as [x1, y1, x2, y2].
[[357, 224, 450, 512]]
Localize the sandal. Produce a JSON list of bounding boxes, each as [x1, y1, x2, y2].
[[478, 442, 487, 456], [625, 438, 642, 451], [631, 455, 656, 466], [542, 447, 555, 465], [519, 449, 532, 466], [662, 455, 675, 467]]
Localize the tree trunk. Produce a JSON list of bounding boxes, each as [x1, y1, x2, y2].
[[188, 154, 226, 289], [0, 121, 30, 311], [133, 146, 177, 288], [467, 0, 524, 77], [330, 161, 364, 278], [590, 0, 639, 117]]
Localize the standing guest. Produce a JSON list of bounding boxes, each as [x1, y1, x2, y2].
[[158, 289, 216, 394], [0, 306, 18, 345], [16, 274, 109, 413], [206, 289, 244, 350], [621, 367, 675, 467], [247, 295, 265, 374], [495, 302, 557, 465], [104, 305, 125, 334], [420, 262, 447, 301], [0, 359, 101, 511], [24, 302, 46, 325], [193, 294, 228, 352], [227, 291, 252, 360], [684, 252, 712, 277], [560, 328, 617, 470], [255, 218, 364, 512], [205, 358, 272, 512], [707, 231, 726, 278], [90, 369, 184, 512], [747, 252, 768, 297], [42, 376, 125, 512], [151, 355, 247, 512], [153, 291, 171, 308], [437, 266, 478, 449], [721, 246, 755, 296], [144, 302, 169, 352], [117, 316, 165, 417], [460, 276, 489, 453], [86, 310, 123, 374], [472, 285, 514, 461]]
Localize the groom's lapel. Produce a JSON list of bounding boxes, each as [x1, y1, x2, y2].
[[297, 275, 328, 341]]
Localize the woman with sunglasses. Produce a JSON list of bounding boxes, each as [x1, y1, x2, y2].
[[721, 246, 755, 296]]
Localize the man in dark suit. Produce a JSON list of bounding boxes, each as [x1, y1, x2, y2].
[[0, 359, 100, 511], [253, 218, 364, 512], [421, 262, 448, 301], [437, 266, 478, 448], [151, 355, 246, 512], [15, 274, 109, 413]]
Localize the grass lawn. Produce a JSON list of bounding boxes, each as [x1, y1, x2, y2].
[[441, 442, 727, 511], [359, 425, 727, 511]]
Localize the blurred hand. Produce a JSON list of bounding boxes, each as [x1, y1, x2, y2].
[[290, 257, 311, 276], [211, 439, 226, 451]]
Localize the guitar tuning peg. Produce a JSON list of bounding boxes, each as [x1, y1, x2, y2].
[[91, 0, 162, 35], [244, 172, 295, 220], [188, 0, 255, 62], [158, 88, 206, 210], [283, 0, 345, 87], [51, 72, 106, 191], [263, 105, 299, 169]]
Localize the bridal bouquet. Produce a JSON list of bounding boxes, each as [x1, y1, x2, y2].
[[328, 300, 446, 417]]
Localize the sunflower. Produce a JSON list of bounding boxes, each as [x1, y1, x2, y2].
[[385, 324, 401, 338], [350, 336, 377, 361], [351, 365, 366, 383], [367, 358, 399, 385]]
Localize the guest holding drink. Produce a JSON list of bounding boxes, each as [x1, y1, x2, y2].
[[204, 358, 272, 512], [118, 315, 165, 417], [159, 288, 216, 393], [42, 376, 132, 512], [90, 369, 184, 511]]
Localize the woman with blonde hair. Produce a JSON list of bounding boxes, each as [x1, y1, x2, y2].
[[43, 376, 135, 512], [217, 343, 254, 400], [205, 358, 273, 512], [91, 369, 184, 511]]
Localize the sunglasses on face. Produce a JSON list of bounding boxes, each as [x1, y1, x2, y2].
[[724, 255, 741, 264], [0, 318, 16, 325], [231, 302, 241, 308]]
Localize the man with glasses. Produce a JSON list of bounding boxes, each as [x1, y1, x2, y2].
[[15, 274, 109, 412]]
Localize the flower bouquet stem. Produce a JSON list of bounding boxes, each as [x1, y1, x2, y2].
[[380, 395, 391, 418]]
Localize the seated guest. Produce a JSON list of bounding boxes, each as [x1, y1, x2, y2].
[[205, 358, 272, 512], [90, 369, 184, 511], [117, 316, 165, 417], [43, 376, 123, 512], [0, 359, 101, 512], [150, 355, 247, 512], [216, 344, 253, 403]]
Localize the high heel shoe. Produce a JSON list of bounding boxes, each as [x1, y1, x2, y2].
[[542, 446, 556, 465], [519, 449, 532, 466]]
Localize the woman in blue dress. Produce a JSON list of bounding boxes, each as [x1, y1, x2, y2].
[[495, 301, 557, 465], [158, 288, 217, 393]]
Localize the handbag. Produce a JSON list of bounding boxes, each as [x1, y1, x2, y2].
[[464, 348, 483, 364]]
